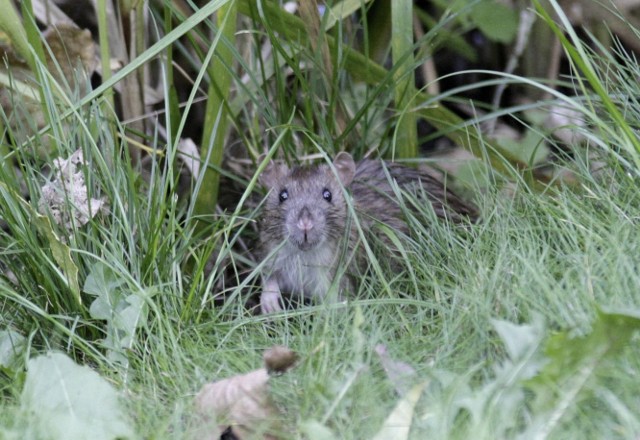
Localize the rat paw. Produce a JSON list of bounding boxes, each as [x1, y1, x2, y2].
[[260, 290, 283, 314]]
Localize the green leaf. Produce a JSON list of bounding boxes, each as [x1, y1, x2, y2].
[[113, 293, 150, 347], [299, 420, 338, 440], [0, 329, 26, 372], [523, 309, 640, 438], [88, 289, 124, 321], [492, 318, 544, 361], [85, 262, 155, 364], [193, 2, 237, 230], [496, 129, 549, 165], [32, 213, 81, 304], [472, 0, 518, 44], [20, 352, 135, 440], [83, 262, 126, 298]]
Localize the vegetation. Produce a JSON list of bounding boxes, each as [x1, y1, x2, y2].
[[0, 0, 639, 438]]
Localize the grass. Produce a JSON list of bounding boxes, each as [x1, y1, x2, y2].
[[1, 1, 640, 439], [8, 142, 640, 438]]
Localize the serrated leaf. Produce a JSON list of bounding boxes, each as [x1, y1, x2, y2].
[[88, 289, 124, 320], [85, 263, 155, 364], [83, 262, 126, 297], [421, 319, 546, 438], [492, 318, 544, 361], [532, 309, 640, 392], [113, 294, 148, 347], [20, 352, 135, 440], [523, 309, 640, 438], [472, 0, 518, 44]]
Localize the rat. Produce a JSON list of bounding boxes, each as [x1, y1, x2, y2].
[[257, 152, 477, 314]]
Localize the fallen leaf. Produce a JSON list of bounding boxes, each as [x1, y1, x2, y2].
[[263, 345, 298, 374], [43, 25, 97, 85], [195, 346, 297, 439], [177, 137, 201, 180]]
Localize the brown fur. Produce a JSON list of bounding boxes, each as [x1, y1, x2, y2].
[[257, 153, 476, 313]]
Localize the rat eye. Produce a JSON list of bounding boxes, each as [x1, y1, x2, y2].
[[278, 189, 289, 203], [322, 188, 332, 202]]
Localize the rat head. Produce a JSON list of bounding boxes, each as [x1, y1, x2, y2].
[[259, 152, 356, 252]]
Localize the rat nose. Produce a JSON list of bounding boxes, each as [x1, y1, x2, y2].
[[297, 207, 314, 233]]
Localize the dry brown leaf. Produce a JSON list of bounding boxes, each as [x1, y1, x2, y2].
[[195, 346, 297, 440], [263, 345, 298, 374], [43, 25, 97, 84]]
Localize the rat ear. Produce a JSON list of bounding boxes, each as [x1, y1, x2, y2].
[[258, 154, 288, 188], [333, 152, 356, 186]]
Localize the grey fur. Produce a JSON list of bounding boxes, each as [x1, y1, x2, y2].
[[257, 153, 476, 313]]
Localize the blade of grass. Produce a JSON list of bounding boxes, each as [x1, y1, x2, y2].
[[192, 2, 237, 232], [390, 0, 418, 159], [95, 0, 116, 125], [299, 0, 347, 135]]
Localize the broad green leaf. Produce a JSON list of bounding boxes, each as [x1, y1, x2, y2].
[[523, 309, 640, 439], [113, 293, 149, 347], [20, 352, 135, 440], [472, 0, 518, 44], [496, 129, 549, 165], [532, 309, 640, 392], [84, 262, 126, 298], [299, 420, 337, 440], [86, 262, 155, 365], [88, 288, 124, 321], [492, 318, 544, 361], [0, 329, 26, 371]]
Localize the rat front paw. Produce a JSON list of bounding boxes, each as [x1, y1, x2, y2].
[[260, 290, 283, 314]]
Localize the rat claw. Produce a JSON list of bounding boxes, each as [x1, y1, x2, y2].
[[260, 290, 283, 314]]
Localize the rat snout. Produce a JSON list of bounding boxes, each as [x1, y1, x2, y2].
[[287, 205, 322, 251], [297, 207, 315, 234]]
